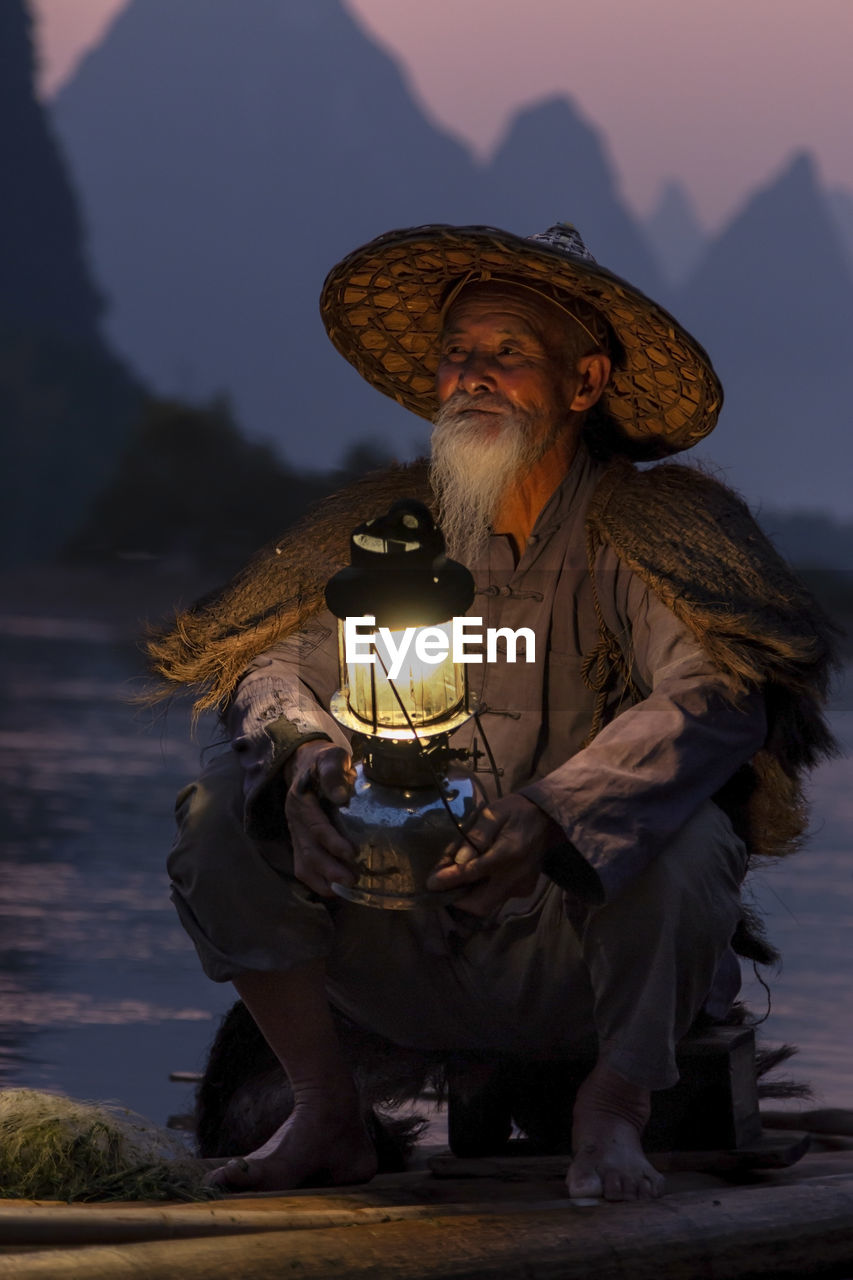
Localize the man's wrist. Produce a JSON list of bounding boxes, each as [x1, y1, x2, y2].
[[518, 790, 605, 904], [541, 840, 605, 904], [241, 721, 332, 839]]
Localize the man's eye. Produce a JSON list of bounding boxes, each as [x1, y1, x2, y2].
[[498, 345, 520, 356]]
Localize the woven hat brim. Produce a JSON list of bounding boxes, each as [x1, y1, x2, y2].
[[320, 224, 723, 456]]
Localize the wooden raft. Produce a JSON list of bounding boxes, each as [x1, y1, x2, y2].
[[2, 1127, 853, 1279], [2, 1028, 852, 1278]]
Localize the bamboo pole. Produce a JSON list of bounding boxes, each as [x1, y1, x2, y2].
[[2, 1176, 853, 1279], [0, 1197, 567, 1247], [760, 1108, 853, 1136]]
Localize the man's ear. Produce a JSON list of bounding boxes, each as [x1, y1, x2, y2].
[[569, 353, 611, 411]]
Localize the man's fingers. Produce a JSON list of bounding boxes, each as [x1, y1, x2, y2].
[[426, 842, 496, 890], [452, 844, 480, 868], [428, 794, 549, 903], [426, 827, 531, 891], [454, 832, 515, 875], [294, 855, 356, 897], [314, 747, 355, 806], [455, 807, 500, 852], [291, 829, 358, 896], [293, 745, 354, 807], [286, 750, 359, 895], [287, 790, 355, 860], [292, 817, 354, 865], [435, 806, 501, 865]]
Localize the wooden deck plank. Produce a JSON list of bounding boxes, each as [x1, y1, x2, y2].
[[1, 1128, 852, 1274], [2, 1176, 853, 1279]]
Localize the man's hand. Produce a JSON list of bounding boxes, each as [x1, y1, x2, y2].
[[425, 794, 563, 917], [284, 742, 357, 896]]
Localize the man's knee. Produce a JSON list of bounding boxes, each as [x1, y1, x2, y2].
[[628, 801, 747, 915], [586, 800, 747, 968], [167, 749, 334, 982], [168, 749, 296, 886], [173, 748, 244, 835], [169, 751, 242, 885]]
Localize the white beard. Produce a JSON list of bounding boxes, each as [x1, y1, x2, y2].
[[429, 394, 557, 566]]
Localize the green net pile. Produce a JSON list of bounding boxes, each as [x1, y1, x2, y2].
[[0, 1089, 215, 1202]]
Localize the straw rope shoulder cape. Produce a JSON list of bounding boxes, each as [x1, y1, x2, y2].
[[145, 457, 839, 875]]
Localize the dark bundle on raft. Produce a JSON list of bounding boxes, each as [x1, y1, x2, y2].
[[195, 1001, 441, 1169], [194, 1000, 808, 1166]]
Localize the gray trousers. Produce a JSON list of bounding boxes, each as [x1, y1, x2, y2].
[[168, 751, 747, 1091]]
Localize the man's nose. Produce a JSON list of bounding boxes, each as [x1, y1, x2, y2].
[[456, 352, 497, 393]]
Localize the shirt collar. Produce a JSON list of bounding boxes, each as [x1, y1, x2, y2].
[[526, 441, 598, 544]]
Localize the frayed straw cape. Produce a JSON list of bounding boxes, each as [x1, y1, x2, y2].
[[145, 457, 839, 878]]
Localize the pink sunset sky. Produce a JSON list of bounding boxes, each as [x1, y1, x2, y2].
[[30, 0, 853, 230]]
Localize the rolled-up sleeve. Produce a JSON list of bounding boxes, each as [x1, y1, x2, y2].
[[225, 615, 351, 839], [521, 568, 767, 903]]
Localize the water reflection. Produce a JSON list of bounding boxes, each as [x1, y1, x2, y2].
[[1, 598, 851, 1126], [740, 702, 853, 1104], [0, 606, 233, 1123]]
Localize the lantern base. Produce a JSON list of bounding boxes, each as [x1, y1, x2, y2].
[[330, 883, 462, 911], [329, 762, 487, 910]]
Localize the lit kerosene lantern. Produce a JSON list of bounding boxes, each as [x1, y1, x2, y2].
[[324, 499, 487, 908]]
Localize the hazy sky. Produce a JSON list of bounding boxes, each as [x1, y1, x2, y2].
[[30, 0, 853, 229]]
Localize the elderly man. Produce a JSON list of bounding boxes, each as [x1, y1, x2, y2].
[[157, 223, 834, 1202]]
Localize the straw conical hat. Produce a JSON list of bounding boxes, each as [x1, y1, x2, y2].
[[321, 222, 723, 457]]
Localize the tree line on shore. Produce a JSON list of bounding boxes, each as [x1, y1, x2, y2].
[[63, 395, 853, 654]]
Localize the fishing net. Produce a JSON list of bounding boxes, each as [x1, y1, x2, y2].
[[0, 1088, 213, 1202]]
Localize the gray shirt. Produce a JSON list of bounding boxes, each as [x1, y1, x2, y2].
[[227, 445, 767, 904]]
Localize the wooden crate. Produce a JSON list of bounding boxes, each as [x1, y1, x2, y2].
[[447, 1025, 763, 1155], [646, 1025, 762, 1150]]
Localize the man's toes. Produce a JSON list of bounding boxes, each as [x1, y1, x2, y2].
[[603, 1169, 626, 1201], [566, 1165, 603, 1199], [567, 1159, 665, 1203]]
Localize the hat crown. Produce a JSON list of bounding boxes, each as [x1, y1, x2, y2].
[[528, 222, 598, 265]]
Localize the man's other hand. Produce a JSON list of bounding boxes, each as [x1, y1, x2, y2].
[[284, 742, 357, 897], [425, 794, 563, 917]]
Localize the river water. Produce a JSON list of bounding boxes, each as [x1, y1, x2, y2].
[[1, 573, 851, 1129]]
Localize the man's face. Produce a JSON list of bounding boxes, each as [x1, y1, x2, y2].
[[429, 284, 583, 565], [435, 284, 580, 443]]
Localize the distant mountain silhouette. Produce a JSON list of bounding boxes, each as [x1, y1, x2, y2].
[[0, 1, 101, 338], [643, 179, 707, 288], [827, 187, 853, 275], [481, 98, 664, 297], [677, 152, 853, 513], [51, 0, 661, 468], [50, 0, 478, 467], [47, 2, 853, 517], [0, 0, 143, 566]]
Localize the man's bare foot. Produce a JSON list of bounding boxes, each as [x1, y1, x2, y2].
[[206, 1097, 378, 1192], [567, 1061, 664, 1202]]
